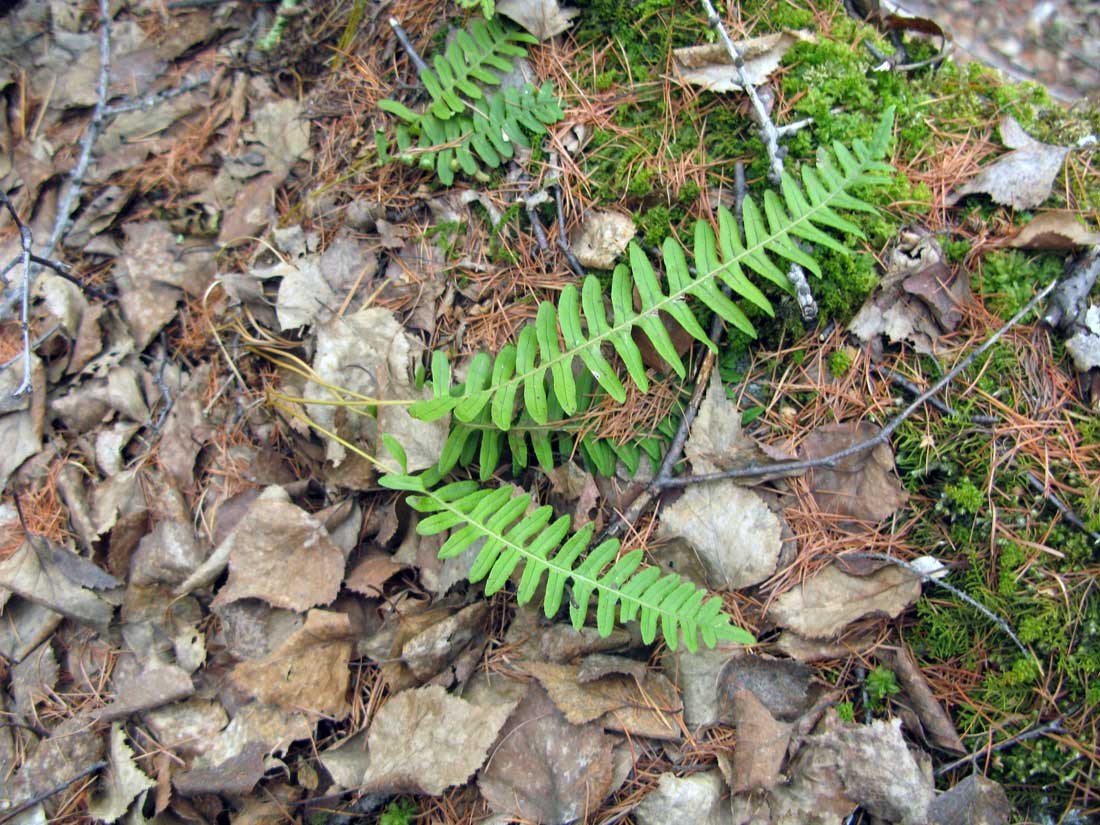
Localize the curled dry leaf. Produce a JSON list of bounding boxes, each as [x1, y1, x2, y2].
[[799, 422, 907, 525], [726, 688, 793, 793], [673, 31, 813, 92], [887, 646, 965, 753], [1001, 211, 1100, 250], [479, 684, 615, 825], [0, 540, 115, 629], [947, 116, 1069, 210], [769, 563, 921, 639], [358, 684, 517, 795]]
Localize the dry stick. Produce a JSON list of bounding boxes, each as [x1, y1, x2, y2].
[[0, 761, 107, 824], [0, 192, 36, 396], [388, 17, 432, 76], [846, 551, 1035, 665], [933, 716, 1066, 777], [659, 279, 1060, 489], [102, 71, 211, 117], [552, 177, 587, 278], [699, 0, 817, 321]]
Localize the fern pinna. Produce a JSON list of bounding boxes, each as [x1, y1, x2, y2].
[[378, 469, 754, 652], [411, 107, 896, 430], [377, 17, 564, 184]]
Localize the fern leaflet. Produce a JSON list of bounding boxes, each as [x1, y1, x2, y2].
[[379, 471, 755, 652], [411, 107, 896, 426]]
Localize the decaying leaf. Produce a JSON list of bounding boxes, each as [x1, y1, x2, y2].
[[727, 688, 792, 792], [1002, 211, 1100, 250], [686, 371, 776, 475], [1065, 304, 1100, 372], [479, 684, 615, 825], [769, 562, 921, 639], [10, 641, 59, 718], [358, 684, 517, 795], [6, 715, 106, 814], [87, 723, 156, 823], [96, 662, 195, 722], [401, 601, 488, 683], [929, 775, 1012, 825], [657, 480, 784, 589], [799, 422, 908, 525], [947, 116, 1069, 210], [229, 609, 353, 719], [633, 770, 729, 825], [673, 31, 812, 92], [523, 659, 683, 740], [569, 210, 636, 269], [849, 227, 970, 356], [344, 551, 407, 597], [497, 0, 579, 40], [504, 605, 636, 663], [661, 645, 739, 728], [888, 646, 965, 753], [718, 654, 819, 723], [208, 487, 344, 612]]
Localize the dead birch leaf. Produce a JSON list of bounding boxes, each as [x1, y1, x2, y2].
[[633, 770, 729, 825], [947, 116, 1069, 210], [96, 662, 195, 721], [686, 371, 775, 475], [929, 775, 1012, 825], [229, 609, 352, 719], [479, 684, 615, 825], [359, 684, 516, 795], [673, 31, 812, 92], [799, 422, 907, 524], [661, 645, 739, 728], [657, 481, 783, 589], [717, 654, 818, 723], [770, 563, 921, 639], [497, 0, 579, 40], [87, 723, 156, 823], [504, 605, 635, 663], [344, 551, 406, 596], [888, 646, 965, 753], [209, 487, 344, 612], [401, 602, 488, 683], [1065, 304, 1100, 372], [1002, 211, 1100, 250], [6, 715, 106, 814], [727, 688, 792, 792], [10, 641, 59, 718]]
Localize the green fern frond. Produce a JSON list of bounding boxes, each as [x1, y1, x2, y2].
[[378, 17, 563, 184], [379, 471, 755, 651], [412, 107, 896, 426]]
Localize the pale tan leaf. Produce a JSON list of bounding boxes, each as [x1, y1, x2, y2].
[[87, 723, 155, 823]]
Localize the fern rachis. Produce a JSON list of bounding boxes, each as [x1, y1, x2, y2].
[[411, 107, 897, 430]]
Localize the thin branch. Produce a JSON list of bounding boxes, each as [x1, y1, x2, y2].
[[0, 192, 36, 396], [102, 71, 211, 117], [933, 717, 1065, 777], [659, 279, 1059, 489], [44, 0, 112, 259], [845, 552, 1036, 666], [0, 761, 107, 823], [388, 17, 432, 76]]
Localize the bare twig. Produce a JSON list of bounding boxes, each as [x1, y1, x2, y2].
[[659, 280, 1059, 489], [45, 0, 112, 259], [0, 760, 107, 823], [933, 717, 1065, 777], [552, 181, 587, 278], [388, 17, 432, 76], [0, 192, 36, 395], [102, 72, 212, 117]]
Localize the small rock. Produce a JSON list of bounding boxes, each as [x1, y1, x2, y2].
[[570, 210, 636, 270]]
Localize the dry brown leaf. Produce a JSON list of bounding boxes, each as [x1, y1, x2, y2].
[[96, 662, 195, 721], [728, 688, 792, 792], [888, 646, 965, 753], [344, 552, 406, 597], [673, 31, 812, 92], [769, 563, 921, 639], [359, 684, 517, 795], [209, 487, 344, 612], [504, 605, 636, 662], [6, 715, 106, 814], [229, 609, 352, 718], [10, 641, 59, 718], [717, 654, 818, 723], [401, 601, 488, 683], [661, 645, 739, 728], [0, 540, 115, 628], [479, 684, 615, 825], [947, 116, 1069, 210], [929, 775, 1012, 825], [1002, 211, 1100, 250], [656, 480, 784, 589], [799, 422, 907, 525]]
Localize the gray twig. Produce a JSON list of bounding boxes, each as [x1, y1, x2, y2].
[[700, 0, 817, 320], [845, 552, 1035, 666], [102, 72, 211, 117], [933, 717, 1065, 777], [1042, 247, 1099, 331], [552, 181, 587, 278], [45, 0, 112, 259], [0, 760, 107, 824], [0, 192, 36, 395], [388, 17, 432, 76], [659, 279, 1059, 489]]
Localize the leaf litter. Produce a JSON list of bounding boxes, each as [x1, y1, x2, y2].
[[0, 0, 1090, 822]]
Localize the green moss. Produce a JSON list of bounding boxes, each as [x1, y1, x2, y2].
[[944, 478, 984, 515], [828, 349, 852, 378]]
